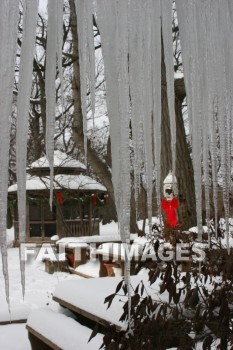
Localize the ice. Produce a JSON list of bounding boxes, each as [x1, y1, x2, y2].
[[45, 0, 63, 208], [16, 0, 38, 298], [56, 0, 64, 116], [161, 0, 176, 178], [76, 0, 96, 160], [0, 0, 19, 306], [176, 0, 233, 246], [151, 1, 162, 221]]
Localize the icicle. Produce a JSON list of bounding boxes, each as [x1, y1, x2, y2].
[[95, 0, 131, 323], [220, 1, 233, 253], [45, 0, 63, 209], [16, 0, 38, 298], [76, 0, 95, 161], [205, 0, 219, 239], [56, 0, 64, 117], [151, 0, 162, 223], [86, 0, 96, 127], [0, 0, 19, 307], [128, 0, 144, 214], [161, 0, 176, 179], [176, 0, 204, 239]]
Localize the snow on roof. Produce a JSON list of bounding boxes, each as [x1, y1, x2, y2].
[[8, 174, 107, 192], [163, 171, 178, 184], [28, 150, 86, 170]]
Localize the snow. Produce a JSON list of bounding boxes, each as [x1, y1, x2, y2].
[[0, 247, 85, 349], [0, 249, 82, 322], [53, 275, 165, 330], [0, 324, 31, 350], [8, 173, 107, 192], [75, 259, 100, 278], [174, 71, 184, 79], [58, 234, 130, 245], [28, 150, 86, 170], [27, 308, 103, 350]]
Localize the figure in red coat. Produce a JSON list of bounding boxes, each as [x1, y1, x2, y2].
[[161, 171, 179, 228]]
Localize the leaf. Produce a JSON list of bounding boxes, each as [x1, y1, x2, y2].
[[131, 293, 140, 307], [88, 323, 99, 343], [122, 283, 128, 295], [115, 279, 124, 294], [173, 290, 181, 304], [134, 283, 140, 295], [188, 288, 199, 308], [119, 309, 128, 322], [104, 293, 116, 310], [140, 283, 145, 296], [154, 239, 160, 252], [103, 334, 112, 347], [202, 335, 213, 350], [149, 269, 160, 285]]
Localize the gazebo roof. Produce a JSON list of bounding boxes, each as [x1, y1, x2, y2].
[[28, 150, 86, 171], [8, 174, 107, 193]]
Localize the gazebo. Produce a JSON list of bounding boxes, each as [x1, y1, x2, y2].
[[8, 150, 107, 244]]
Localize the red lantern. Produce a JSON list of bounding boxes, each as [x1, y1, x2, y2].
[[92, 194, 97, 205], [56, 192, 63, 204], [104, 194, 109, 205]]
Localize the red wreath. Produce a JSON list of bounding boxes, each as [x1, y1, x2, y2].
[[161, 197, 179, 227]]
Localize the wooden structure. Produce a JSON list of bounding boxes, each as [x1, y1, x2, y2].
[[8, 150, 107, 244]]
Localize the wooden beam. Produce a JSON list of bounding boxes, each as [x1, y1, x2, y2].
[[26, 325, 62, 350]]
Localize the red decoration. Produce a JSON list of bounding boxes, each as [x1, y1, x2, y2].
[[56, 192, 63, 204], [104, 194, 109, 205], [92, 194, 97, 205], [161, 197, 179, 227]]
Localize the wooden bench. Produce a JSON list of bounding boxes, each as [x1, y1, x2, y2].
[[52, 277, 147, 332], [27, 309, 103, 350]]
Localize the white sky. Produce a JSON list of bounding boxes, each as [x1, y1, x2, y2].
[[38, 0, 47, 15]]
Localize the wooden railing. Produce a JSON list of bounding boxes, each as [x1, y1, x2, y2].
[[64, 219, 99, 237]]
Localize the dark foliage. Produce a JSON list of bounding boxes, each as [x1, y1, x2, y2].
[[89, 225, 233, 350]]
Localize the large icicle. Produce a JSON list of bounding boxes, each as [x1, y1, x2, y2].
[[76, 0, 96, 159], [151, 0, 162, 221], [95, 0, 131, 322], [45, 0, 63, 208], [56, 0, 64, 117], [176, 0, 204, 238], [161, 0, 176, 179], [16, 0, 38, 298], [0, 0, 19, 307], [128, 0, 145, 215]]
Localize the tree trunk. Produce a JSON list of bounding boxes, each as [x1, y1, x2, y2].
[[161, 49, 196, 230]]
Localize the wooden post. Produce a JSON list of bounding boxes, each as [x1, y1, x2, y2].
[[89, 199, 92, 236]]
